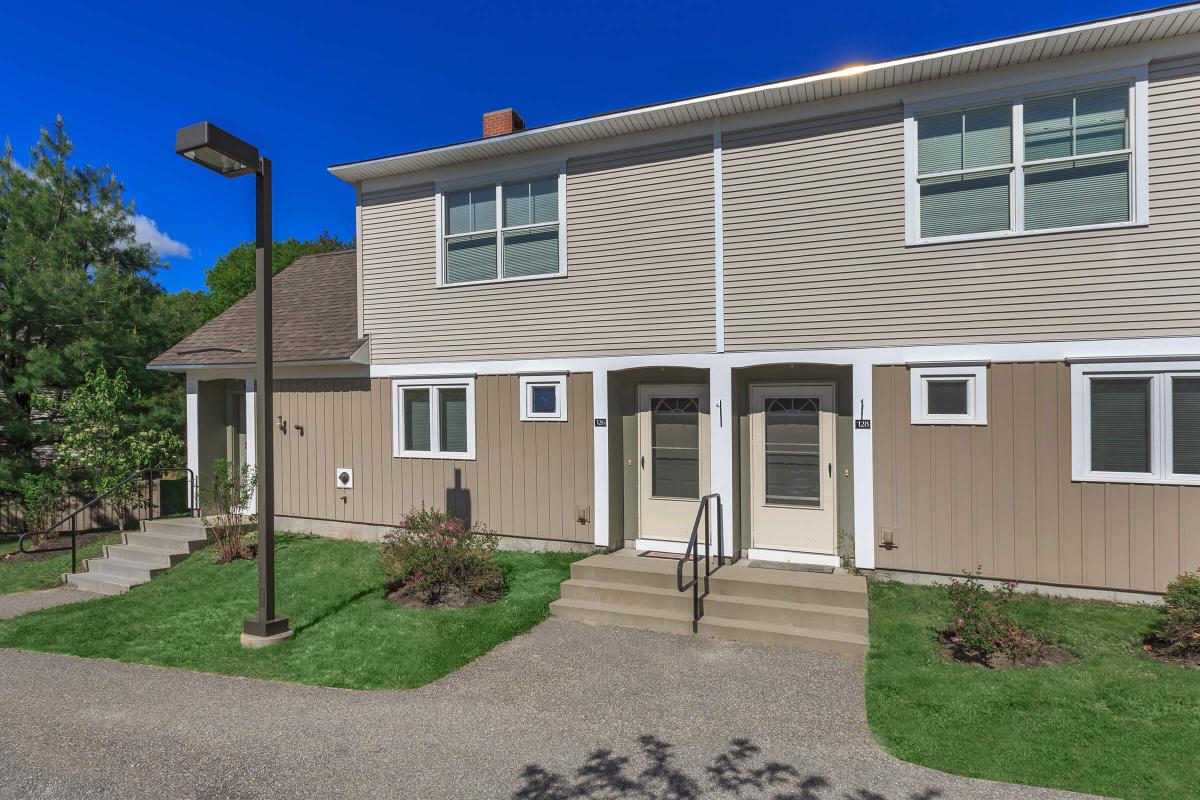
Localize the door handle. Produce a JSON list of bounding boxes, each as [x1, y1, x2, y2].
[[828, 462, 832, 477], [640, 456, 645, 469]]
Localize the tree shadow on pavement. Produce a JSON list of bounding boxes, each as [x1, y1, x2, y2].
[[512, 736, 945, 800]]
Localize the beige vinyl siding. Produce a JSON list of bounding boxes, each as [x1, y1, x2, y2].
[[721, 54, 1200, 350], [872, 363, 1200, 593], [360, 138, 716, 363], [267, 374, 595, 544]]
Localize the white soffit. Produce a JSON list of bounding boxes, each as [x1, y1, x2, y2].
[[329, 3, 1200, 183]]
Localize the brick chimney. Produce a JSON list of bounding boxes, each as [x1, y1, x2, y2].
[[483, 108, 525, 138]]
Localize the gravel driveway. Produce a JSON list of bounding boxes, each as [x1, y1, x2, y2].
[[0, 617, 1104, 800]]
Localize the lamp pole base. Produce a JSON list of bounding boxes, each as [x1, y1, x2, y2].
[[240, 628, 294, 649], [241, 616, 291, 649]]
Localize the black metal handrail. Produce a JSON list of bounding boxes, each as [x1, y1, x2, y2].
[[675, 493, 725, 633], [17, 467, 197, 574]]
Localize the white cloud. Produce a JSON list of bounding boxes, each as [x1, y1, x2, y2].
[[131, 214, 192, 259]]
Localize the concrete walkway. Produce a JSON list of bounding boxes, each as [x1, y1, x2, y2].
[[0, 618, 1104, 800], [0, 587, 100, 621]]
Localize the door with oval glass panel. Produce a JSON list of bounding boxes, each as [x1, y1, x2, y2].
[[749, 384, 837, 556], [637, 385, 710, 545]]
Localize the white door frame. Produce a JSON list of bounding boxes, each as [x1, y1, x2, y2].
[[746, 381, 839, 566], [634, 383, 711, 552]]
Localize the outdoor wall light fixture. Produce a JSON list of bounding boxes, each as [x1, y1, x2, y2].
[[177, 121, 291, 648]]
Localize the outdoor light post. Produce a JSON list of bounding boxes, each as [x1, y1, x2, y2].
[[175, 122, 292, 647]]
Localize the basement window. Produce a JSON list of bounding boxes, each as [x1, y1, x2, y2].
[[520, 374, 568, 421], [910, 365, 987, 425]]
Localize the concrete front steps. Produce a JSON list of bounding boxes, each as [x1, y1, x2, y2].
[[64, 517, 208, 595], [550, 553, 868, 657]]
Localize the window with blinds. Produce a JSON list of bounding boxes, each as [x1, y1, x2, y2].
[[442, 174, 562, 284], [1075, 366, 1200, 483], [917, 105, 1012, 238], [394, 380, 475, 459], [910, 78, 1140, 243]]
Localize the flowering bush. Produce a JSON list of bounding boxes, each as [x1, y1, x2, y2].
[[944, 571, 1021, 661], [380, 508, 503, 605], [1148, 571, 1200, 658]]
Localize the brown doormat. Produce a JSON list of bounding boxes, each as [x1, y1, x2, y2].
[[639, 551, 687, 560]]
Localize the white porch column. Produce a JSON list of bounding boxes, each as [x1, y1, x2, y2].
[[852, 361, 876, 570], [591, 369, 610, 547], [709, 363, 735, 557], [186, 375, 199, 503], [245, 378, 258, 515]]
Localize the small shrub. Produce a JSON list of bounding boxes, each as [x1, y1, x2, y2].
[[944, 570, 1023, 662], [1148, 571, 1200, 659], [1, 473, 70, 537], [198, 459, 256, 564], [380, 507, 503, 606]]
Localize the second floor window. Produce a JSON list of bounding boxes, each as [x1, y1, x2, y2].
[[442, 174, 562, 284], [908, 74, 1144, 244]]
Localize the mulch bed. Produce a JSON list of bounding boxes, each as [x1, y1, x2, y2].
[[1, 530, 116, 564], [386, 582, 498, 610], [938, 630, 1077, 669], [1142, 638, 1200, 669]]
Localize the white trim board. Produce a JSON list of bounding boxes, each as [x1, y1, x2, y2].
[[368, 336, 1200, 378], [746, 548, 841, 568]]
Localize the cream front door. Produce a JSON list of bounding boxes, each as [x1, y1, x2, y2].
[[749, 383, 837, 555], [637, 385, 710, 544]]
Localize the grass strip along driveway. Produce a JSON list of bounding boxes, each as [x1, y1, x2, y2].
[[866, 580, 1200, 800], [0, 533, 121, 595], [0, 535, 582, 689]]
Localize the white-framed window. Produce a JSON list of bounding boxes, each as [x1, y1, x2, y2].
[[904, 67, 1149, 245], [519, 374, 568, 422], [436, 166, 567, 286], [910, 364, 988, 425], [1071, 362, 1200, 485], [392, 378, 476, 459]]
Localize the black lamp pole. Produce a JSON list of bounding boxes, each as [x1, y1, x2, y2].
[[175, 122, 290, 643]]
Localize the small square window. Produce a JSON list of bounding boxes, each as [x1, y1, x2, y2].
[[520, 375, 568, 422], [910, 365, 987, 425]]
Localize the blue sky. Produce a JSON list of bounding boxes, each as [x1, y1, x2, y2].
[[3, 0, 1158, 293]]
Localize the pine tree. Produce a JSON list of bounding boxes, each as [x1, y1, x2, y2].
[[0, 119, 180, 483]]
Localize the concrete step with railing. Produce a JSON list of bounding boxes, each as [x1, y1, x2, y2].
[[550, 552, 869, 656], [64, 517, 207, 596]]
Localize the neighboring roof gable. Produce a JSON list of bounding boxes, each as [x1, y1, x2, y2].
[[150, 249, 364, 369], [328, 2, 1200, 183]]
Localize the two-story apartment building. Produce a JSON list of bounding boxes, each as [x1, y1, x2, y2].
[[153, 3, 1200, 602]]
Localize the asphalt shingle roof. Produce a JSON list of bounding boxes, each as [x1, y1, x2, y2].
[[150, 249, 365, 369]]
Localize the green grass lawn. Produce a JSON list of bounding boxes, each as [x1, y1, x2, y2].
[[0, 533, 121, 595], [0, 534, 582, 689], [866, 580, 1200, 800]]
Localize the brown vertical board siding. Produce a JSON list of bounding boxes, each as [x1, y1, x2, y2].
[[873, 363, 1195, 592], [990, 364, 1017, 579], [1130, 486, 1157, 592], [267, 375, 593, 543], [1081, 482, 1109, 587], [1153, 487, 1180, 589], [930, 426, 954, 573], [1105, 485, 1131, 589], [1056, 367, 1084, 586], [1034, 363, 1060, 583], [721, 56, 1200, 350], [950, 426, 974, 574], [1012, 364, 1039, 582], [1181, 490, 1200, 574]]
